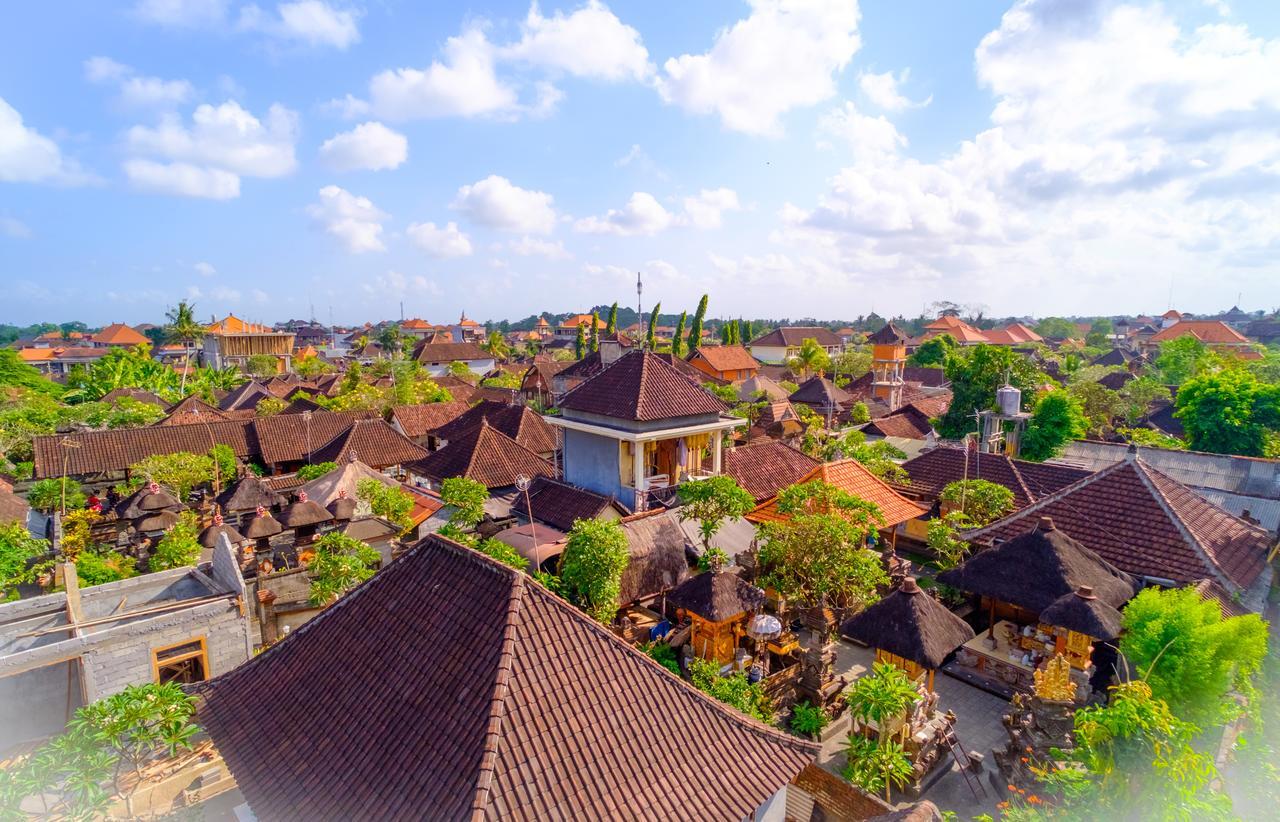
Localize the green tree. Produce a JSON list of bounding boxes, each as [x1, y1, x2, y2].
[[646, 301, 661, 350], [687, 294, 708, 354], [209, 443, 237, 489], [832, 350, 872, 383], [28, 477, 86, 513], [1, 522, 48, 601], [255, 396, 288, 416], [590, 311, 601, 352], [482, 329, 511, 362], [308, 531, 381, 606], [1119, 586, 1267, 724], [938, 479, 1014, 527], [1118, 376, 1171, 425], [295, 461, 337, 481], [756, 481, 887, 610], [74, 551, 138, 587], [1117, 427, 1186, 450], [935, 344, 1044, 439], [846, 437, 908, 484], [1065, 380, 1122, 437], [1175, 368, 1280, 456], [0, 682, 199, 819], [676, 475, 755, 551], [1020, 390, 1088, 461], [164, 299, 204, 395], [574, 322, 587, 360], [925, 511, 972, 570], [477, 537, 526, 570], [131, 452, 214, 499], [559, 518, 629, 623], [445, 360, 479, 384], [356, 477, 414, 533], [294, 354, 334, 379], [1035, 317, 1079, 340], [606, 302, 618, 334], [246, 354, 279, 378], [789, 337, 831, 379], [843, 662, 920, 800], [1156, 335, 1220, 385], [150, 512, 202, 571], [688, 657, 772, 722], [439, 476, 488, 529], [0, 348, 64, 395], [908, 335, 957, 367], [672, 311, 688, 359]]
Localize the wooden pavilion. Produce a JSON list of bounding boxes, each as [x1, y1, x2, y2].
[[666, 566, 765, 667]]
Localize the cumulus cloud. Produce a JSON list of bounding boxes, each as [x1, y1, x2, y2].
[[501, 1, 651, 81], [238, 1, 361, 49], [0, 98, 94, 185], [407, 220, 473, 258], [682, 188, 741, 229], [362, 270, 439, 298], [657, 0, 861, 136], [84, 56, 193, 108], [318, 122, 408, 171], [306, 185, 387, 252], [574, 192, 674, 236], [509, 236, 572, 259], [133, 0, 228, 27], [194, 261, 217, 276], [858, 69, 931, 111], [452, 175, 557, 234], [123, 100, 298, 198]]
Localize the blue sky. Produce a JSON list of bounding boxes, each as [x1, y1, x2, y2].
[[3, 0, 1280, 326]]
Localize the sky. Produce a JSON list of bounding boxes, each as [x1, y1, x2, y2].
[[3, 0, 1280, 327]]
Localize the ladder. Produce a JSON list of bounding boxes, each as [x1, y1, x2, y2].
[[939, 725, 987, 801]]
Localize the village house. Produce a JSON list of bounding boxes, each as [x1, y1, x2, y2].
[[410, 340, 495, 377], [389, 401, 471, 451], [748, 326, 844, 364], [687, 344, 761, 382], [88, 322, 150, 349], [1142, 319, 1259, 358], [16, 345, 108, 376], [202, 315, 296, 373]]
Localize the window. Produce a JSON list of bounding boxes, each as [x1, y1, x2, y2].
[[152, 638, 208, 685]]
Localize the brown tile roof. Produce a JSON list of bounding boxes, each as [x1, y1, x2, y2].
[[748, 460, 925, 527], [736, 374, 791, 402], [0, 488, 29, 525], [251, 411, 376, 466], [902, 366, 949, 388], [309, 418, 428, 468], [33, 420, 256, 478], [559, 350, 728, 422], [390, 401, 471, 438], [156, 395, 230, 425], [867, 323, 909, 345], [510, 476, 627, 532], [436, 401, 559, 455], [896, 447, 1091, 510], [101, 388, 167, 407], [520, 359, 571, 391], [691, 344, 760, 373], [198, 534, 814, 821], [723, 440, 821, 502], [965, 455, 1272, 590], [407, 419, 554, 488], [411, 340, 491, 363], [789, 375, 851, 408], [1149, 320, 1250, 345], [433, 374, 478, 403], [218, 381, 275, 411], [750, 326, 843, 347], [91, 322, 149, 346], [863, 407, 934, 440]]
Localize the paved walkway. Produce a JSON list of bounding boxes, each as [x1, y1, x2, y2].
[[817, 640, 1008, 818]]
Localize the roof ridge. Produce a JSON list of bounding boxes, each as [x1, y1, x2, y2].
[[1131, 459, 1238, 590], [964, 458, 1128, 540], [470, 571, 526, 820], [1007, 459, 1037, 504]]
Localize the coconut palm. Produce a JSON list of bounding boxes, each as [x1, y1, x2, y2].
[[483, 330, 511, 362], [165, 300, 205, 395]]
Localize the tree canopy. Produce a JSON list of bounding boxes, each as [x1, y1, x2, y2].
[[935, 344, 1044, 439], [676, 475, 755, 550], [907, 335, 956, 367], [1020, 390, 1088, 461], [307, 531, 381, 606], [1175, 368, 1280, 457], [559, 518, 629, 623]]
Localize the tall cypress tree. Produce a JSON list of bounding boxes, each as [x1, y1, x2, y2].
[[646, 302, 662, 350], [688, 294, 708, 354], [673, 311, 688, 359], [720, 323, 731, 345], [575, 322, 587, 360], [590, 311, 600, 352], [606, 303, 618, 334]]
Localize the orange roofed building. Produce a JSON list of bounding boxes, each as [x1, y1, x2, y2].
[[920, 315, 1043, 347], [90, 322, 149, 348], [1144, 320, 1258, 358], [687, 344, 760, 382], [202, 314, 296, 373]]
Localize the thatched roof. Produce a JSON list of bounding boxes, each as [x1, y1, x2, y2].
[[296, 458, 393, 506], [937, 516, 1136, 614], [840, 578, 975, 669], [326, 493, 358, 522], [244, 507, 283, 539], [278, 492, 332, 528], [617, 511, 692, 606], [217, 476, 286, 513], [199, 514, 246, 548], [1039, 586, 1123, 640], [138, 482, 181, 511], [135, 509, 180, 533], [115, 482, 180, 519], [667, 568, 765, 623]]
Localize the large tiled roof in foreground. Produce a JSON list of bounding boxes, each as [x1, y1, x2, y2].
[[966, 453, 1271, 590], [558, 350, 728, 421], [199, 535, 814, 821]]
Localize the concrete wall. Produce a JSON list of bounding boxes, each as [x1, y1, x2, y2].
[[562, 428, 625, 501], [0, 661, 82, 748]]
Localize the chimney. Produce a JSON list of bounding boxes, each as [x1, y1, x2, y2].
[[600, 338, 623, 367], [1038, 516, 1055, 531]]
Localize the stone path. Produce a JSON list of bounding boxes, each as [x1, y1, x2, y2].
[[817, 640, 1009, 818]]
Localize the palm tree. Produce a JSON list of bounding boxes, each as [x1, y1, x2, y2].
[[165, 300, 204, 395], [791, 337, 830, 379], [483, 330, 511, 362]]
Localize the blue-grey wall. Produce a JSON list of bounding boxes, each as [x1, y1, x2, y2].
[[562, 429, 625, 501]]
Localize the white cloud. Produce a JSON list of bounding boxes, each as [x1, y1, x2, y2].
[[501, 1, 651, 82], [362, 270, 437, 297], [0, 98, 93, 185], [0, 216, 31, 238], [194, 261, 217, 276], [682, 187, 741, 229], [657, 0, 862, 136], [306, 185, 388, 253], [407, 221, 473, 258], [133, 0, 228, 27], [818, 101, 907, 158], [318, 122, 408, 171], [858, 68, 930, 111], [510, 235, 572, 259], [211, 285, 242, 301], [238, 1, 361, 50], [85, 56, 193, 108], [452, 175, 557, 234], [124, 159, 241, 199], [574, 192, 674, 235], [251, 288, 269, 303], [356, 28, 518, 120]]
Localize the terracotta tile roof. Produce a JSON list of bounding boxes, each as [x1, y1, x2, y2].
[[433, 374, 478, 403], [390, 401, 471, 438], [867, 323, 909, 345], [736, 374, 791, 402], [520, 359, 571, 391], [559, 350, 728, 422], [691, 344, 760, 373], [1149, 320, 1250, 345], [436, 401, 559, 455], [749, 326, 843, 348], [748, 459, 925, 527], [905, 392, 951, 419], [251, 411, 376, 466], [198, 534, 814, 821], [33, 419, 255, 478], [896, 447, 1092, 510], [91, 322, 149, 346], [921, 315, 989, 344], [218, 381, 275, 411], [411, 340, 491, 363], [965, 455, 1271, 590], [309, 418, 428, 468], [723, 440, 821, 502], [510, 476, 627, 531], [863, 408, 934, 440], [207, 314, 275, 334], [1192, 578, 1250, 619], [159, 396, 229, 425], [0, 488, 29, 525], [789, 375, 851, 407], [101, 388, 167, 407], [407, 419, 554, 488]]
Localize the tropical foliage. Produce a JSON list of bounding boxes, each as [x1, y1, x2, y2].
[[688, 657, 772, 722], [295, 461, 337, 481], [559, 518, 629, 623], [307, 531, 381, 606], [1020, 390, 1088, 462], [938, 479, 1014, 527], [356, 477, 414, 533], [149, 512, 202, 571], [130, 452, 214, 499], [0, 523, 48, 601], [27, 477, 85, 513], [676, 475, 754, 550], [843, 663, 920, 799], [1175, 368, 1280, 457]]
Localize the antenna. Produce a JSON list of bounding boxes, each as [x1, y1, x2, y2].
[[636, 270, 643, 326]]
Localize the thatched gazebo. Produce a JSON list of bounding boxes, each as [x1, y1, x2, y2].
[[279, 491, 332, 544], [840, 577, 975, 693], [115, 482, 182, 520], [326, 489, 358, 522], [667, 567, 766, 666], [134, 509, 180, 534], [217, 476, 286, 515], [199, 511, 246, 549], [1039, 585, 1124, 672], [244, 505, 283, 554]]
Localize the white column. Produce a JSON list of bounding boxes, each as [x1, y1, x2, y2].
[[633, 439, 645, 509], [712, 433, 723, 474]]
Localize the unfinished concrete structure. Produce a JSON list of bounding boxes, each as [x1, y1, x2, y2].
[[0, 539, 251, 750]]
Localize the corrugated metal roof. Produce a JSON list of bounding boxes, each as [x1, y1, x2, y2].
[[1053, 441, 1280, 499]]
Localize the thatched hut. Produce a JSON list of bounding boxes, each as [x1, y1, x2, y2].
[[840, 578, 974, 692], [1039, 585, 1123, 641], [617, 511, 692, 606], [279, 491, 332, 544], [667, 567, 766, 666], [244, 505, 283, 553], [217, 476, 286, 515], [134, 509, 180, 534], [115, 482, 182, 519], [199, 511, 246, 549], [326, 489, 358, 522]]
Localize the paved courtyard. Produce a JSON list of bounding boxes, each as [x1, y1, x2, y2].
[[817, 640, 1009, 817]]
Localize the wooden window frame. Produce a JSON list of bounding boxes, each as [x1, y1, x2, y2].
[[151, 636, 209, 685]]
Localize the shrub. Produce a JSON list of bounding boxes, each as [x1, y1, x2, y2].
[[356, 478, 414, 533], [640, 641, 682, 677], [790, 701, 829, 737], [74, 551, 137, 587], [688, 657, 772, 722], [295, 461, 337, 481], [307, 531, 380, 606], [28, 478, 85, 512], [559, 519, 629, 623], [149, 512, 201, 571], [477, 537, 525, 570]]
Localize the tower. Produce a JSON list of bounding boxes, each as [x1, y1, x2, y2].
[[867, 322, 907, 412]]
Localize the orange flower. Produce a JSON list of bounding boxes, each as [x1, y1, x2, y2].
[[1007, 785, 1017, 792], [1028, 795, 1042, 805], [997, 802, 1009, 810], [1020, 757, 1029, 763]]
